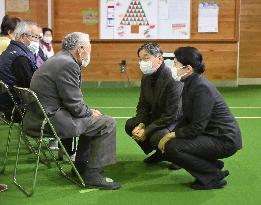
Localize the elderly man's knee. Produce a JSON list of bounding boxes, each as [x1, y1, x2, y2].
[[106, 116, 116, 127], [101, 116, 116, 133]]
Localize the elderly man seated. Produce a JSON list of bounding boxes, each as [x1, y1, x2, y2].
[[23, 32, 120, 190]]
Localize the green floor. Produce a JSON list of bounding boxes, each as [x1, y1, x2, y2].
[[1, 85, 261, 205]]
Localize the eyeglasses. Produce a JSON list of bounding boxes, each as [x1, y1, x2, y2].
[[24, 33, 42, 40]]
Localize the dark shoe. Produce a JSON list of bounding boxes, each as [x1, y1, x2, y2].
[[191, 179, 227, 190], [168, 163, 182, 170], [191, 170, 229, 190], [72, 168, 120, 190], [216, 160, 224, 169], [144, 151, 164, 164], [83, 168, 120, 190]]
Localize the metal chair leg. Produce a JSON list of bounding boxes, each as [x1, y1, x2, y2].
[[13, 120, 45, 197], [45, 137, 85, 188], [0, 121, 13, 174]]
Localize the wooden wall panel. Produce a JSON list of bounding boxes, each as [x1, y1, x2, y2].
[[239, 0, 261, 78], [5, 0, 241, 82], [53, 42, 238, 81], [191, 0, 239, 40], [53, 0, 239, 41], [6, 0, 48, 27], [53, 0, 98, 41], [52, 0, 239, 82]]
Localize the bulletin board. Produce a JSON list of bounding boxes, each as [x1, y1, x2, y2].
[[5, 0, 240, 42], [100, 0, 191, 40]]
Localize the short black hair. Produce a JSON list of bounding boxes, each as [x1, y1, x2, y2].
[[174, 46, 205, 74], [0, 15, 21, 36], [137, 42, 163, 57], [42, 27, 53, 35]]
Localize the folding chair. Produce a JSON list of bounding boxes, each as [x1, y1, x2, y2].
[[0, 80, 15, 174], [0, 80, 35, 174], [12, 86, 85, 196]]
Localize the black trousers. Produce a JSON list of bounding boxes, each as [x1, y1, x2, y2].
[[164, 135, 238, 184], [125, 117, 170, 154]]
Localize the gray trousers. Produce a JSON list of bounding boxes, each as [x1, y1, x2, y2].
[[75, 114, 116, 168]]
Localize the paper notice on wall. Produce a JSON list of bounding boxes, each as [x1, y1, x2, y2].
[[6, 0, 29, 12], [159, 0, 168, 20], [100, 0, 115, 39], [158, 0, 191, 39], [198, 2, 219, 32], [172, 23, 188, 36], [81, 10, 98, 25], [107, 5, 115, 27]]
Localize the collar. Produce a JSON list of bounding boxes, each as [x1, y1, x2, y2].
[[183, 72, 201, 90], [150, 62, 165, 79]]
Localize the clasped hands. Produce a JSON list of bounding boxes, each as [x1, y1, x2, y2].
[[132, 123, 146, 141]]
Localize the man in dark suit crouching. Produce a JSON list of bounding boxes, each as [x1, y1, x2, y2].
[[125, 43, 183, 168]]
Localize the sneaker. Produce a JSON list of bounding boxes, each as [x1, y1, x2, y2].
[[0, 184, 8, 192], [48, 139, 59, 150], [58, 149, 76, 162]]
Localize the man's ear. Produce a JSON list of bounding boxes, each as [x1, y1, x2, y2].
[[77, 47, 82, 58]]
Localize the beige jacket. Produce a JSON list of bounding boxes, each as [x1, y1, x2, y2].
[[0, 36, 11, 54]]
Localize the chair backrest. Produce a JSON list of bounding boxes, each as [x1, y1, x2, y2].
[[0, 80, 17, 104], [13, 86, 56, 137], [0, 80, 9, 94], [0, 80, 20, 123]]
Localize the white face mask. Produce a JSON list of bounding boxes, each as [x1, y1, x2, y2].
[[28, 40, 40, 54], [81, 54, 91, 68], [139, 60, 156, 75], [43, 36, 52, 44], [171, 66, 189, 81], [171, 66, 181, 81]]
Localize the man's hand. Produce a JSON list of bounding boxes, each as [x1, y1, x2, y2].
[[132, 123, 145, 136], [132, 128, 146, 141], [158, 132, 176, 153], [91, 108, 102, 117]]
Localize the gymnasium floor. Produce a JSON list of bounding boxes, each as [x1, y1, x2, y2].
[[1, 85, 261, 205]]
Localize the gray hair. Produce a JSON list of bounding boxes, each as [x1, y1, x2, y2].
[[137, 42, 163, 57], [62, 32, 90, 51], [14, 20, 38, 40]]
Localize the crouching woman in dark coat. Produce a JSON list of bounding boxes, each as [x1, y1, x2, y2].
[[158, 46, 242, 190]]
